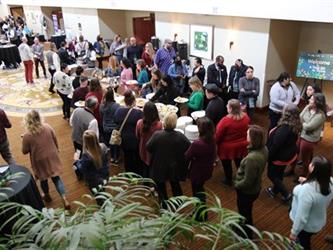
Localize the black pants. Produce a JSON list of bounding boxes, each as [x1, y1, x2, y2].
[[34, 58, 46, 78], [267, 163, 289, 197], [268, 109, 282, 131], [123, 148, 143, 176], [48, 68, 56, 92], [156, 181, 183, 208], [57, 91, 71, 119], [192, 181, 207, 221], [97, 57, 103, 69], [298, 230, 314, 250], [221, 158, 242, 183], [236, 189, 259, 239]]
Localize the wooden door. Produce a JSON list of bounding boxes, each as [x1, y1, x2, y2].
[[10, 7, 24, 19], [133, 13, 155, 45]]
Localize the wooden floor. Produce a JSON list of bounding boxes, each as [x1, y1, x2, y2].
[[2, 111, 333, 249]]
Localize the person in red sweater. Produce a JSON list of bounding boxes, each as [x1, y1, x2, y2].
[[216, 99, 250, 186], [85, 78, 104, 125], [0, 108, 15, 164], [136, 101, 163, 178]]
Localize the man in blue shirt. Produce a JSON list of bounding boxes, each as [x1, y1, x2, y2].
[[154, 38, 176, 75]]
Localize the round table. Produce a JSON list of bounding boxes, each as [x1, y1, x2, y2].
[[0, 165, 44, 234], [0, 44, 21, 69]]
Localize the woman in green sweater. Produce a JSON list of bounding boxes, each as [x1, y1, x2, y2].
[[298, 93, 326, 177], [234, 125, 268, 239], [187, 76, 204, 114]]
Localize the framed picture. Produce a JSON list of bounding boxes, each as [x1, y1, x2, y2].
[[189, 24, 214, 60]]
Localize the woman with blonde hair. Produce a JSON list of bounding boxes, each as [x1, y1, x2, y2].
[[22, 110, 70, 209], [141, 42, 155, 67], [187, 76, 204, 113], [105, 55, 121, 78], [74, 130, 109, 194], [216, 99, 250, 186], [146, 112, 191, 207]]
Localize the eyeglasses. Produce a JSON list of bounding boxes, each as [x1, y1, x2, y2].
[[246, 71, 253, 73]]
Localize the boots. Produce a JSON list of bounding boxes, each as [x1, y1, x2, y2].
[[62, 196, 71, 210]]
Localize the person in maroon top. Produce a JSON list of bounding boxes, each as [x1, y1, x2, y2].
[[141, 42, 155, 68], [0, 108, 15, 164], [85, 78, 104, 125], [136, 101, 163, 178], [216, 99, 250, 186], [71, 76, 89, 108], [185, 117, 216, 221]]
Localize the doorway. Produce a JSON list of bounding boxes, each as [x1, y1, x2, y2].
[[132, 13, 155, 45], [10, 6, 24, 19]]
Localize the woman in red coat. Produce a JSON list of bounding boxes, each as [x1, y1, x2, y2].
[[216, 99, 250, 186]]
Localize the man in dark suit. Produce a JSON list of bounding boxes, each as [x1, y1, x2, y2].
[[58, 41, 71, 65], [207, 55, 228, 101], [228, 59, 247, 100]]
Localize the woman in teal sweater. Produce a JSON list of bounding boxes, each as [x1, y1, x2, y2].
[[136, 59, 149, 86], [187, 76, 204, 113]]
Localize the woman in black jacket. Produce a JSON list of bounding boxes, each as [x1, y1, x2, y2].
[[146, 112, 191, 207], [266, 104, 302, 202], [150, 75, 179, 105]]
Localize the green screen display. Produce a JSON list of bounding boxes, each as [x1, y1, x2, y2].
[[296, 52, 333, 81]]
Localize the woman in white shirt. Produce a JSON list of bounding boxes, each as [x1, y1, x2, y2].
[[289, 156, 333, 250]]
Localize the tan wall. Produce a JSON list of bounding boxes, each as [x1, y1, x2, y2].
[[97, 9, 127, 40], [297, 22, 333, 105], [264, 20, 301, 106], [124, 10, 152, 37]]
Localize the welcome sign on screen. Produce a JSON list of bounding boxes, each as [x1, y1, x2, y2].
[[296, 52, 333, 81]]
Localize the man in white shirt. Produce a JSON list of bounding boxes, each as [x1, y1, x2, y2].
[[53, 63, 73, 120], [18, 36, 34, 84]]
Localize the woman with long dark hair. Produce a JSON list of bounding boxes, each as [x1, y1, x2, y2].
[[185, 117, 216, 221], [114, 90, 143, 175], [234, 125, 268, 239], [100, 87, 121, 164], [136, 102, 163, 177], [86, 78, 104, 125], [290, 156, 333, 250], [150, 75, 179, 105], [266, 104, 302, 202]]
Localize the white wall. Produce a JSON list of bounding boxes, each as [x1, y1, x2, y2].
[[0, 4, 10, 17], [155, 12, 270, 107], [4, 0, 333, 23], [62, 7, 100, 42], [98, 9, 127, 40], [23, 5, 43, 34]]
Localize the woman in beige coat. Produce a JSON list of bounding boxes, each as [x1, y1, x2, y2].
[[22, 110, 70, 209]]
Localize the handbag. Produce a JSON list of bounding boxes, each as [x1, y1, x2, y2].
[[109, 108, 133, 145]]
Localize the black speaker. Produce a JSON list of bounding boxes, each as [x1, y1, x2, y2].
[[172, 41, 178, 52], [177, 43, 188, 60], [151, 37, 160, 50]]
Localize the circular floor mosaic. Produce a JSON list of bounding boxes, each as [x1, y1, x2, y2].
[[0, 67, 62, 117]]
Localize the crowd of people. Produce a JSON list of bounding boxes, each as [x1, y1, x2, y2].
[[1, 29, 333, 249]]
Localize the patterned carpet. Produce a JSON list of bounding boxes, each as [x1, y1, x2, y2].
[[0, 66, 62, 117]]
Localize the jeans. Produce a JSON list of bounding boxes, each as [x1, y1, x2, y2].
[[269, 109, 282, 131], [34, 58, 46, 78], [23, 60, 34, 83], [298, 230, 314, 250], [48, 68, 56, 92], [0, 138, 15, 165], [236, 189, 259, 239], [221, 158, 242, 183], [40, 176, 66, 196], [192, 181, 207, 221], [57, 91, 71, 119], [267, 163, 289, 197]]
